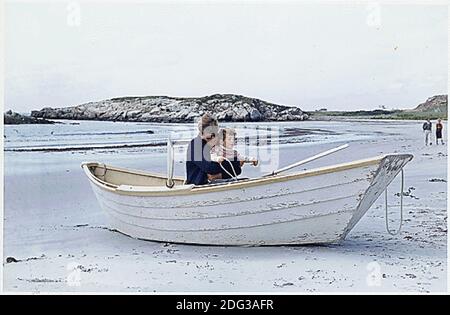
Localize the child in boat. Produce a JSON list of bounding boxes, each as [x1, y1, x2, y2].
[[211, 128, 258, 179]]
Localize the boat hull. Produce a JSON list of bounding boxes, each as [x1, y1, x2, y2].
[[83, 154, 412, 245]]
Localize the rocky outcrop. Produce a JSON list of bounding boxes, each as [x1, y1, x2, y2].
[[4, 110, 55, 125], [31, 94, 309, 122], [413, 95, 447, 113]]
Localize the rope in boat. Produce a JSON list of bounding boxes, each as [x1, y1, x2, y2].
[[385, 169, 404, 235], [219, 157, 238, 181]]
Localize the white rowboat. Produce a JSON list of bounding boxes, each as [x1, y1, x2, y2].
[[81, 153, 412, 245]]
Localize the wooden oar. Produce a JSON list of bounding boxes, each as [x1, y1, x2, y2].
[[264, 143, 349, 176]]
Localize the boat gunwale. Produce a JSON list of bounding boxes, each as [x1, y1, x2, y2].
[[79, 154, 409, 196]]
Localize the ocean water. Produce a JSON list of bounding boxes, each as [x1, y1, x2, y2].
[[4, 119, 419, 178], [3, 119, 389, 152]]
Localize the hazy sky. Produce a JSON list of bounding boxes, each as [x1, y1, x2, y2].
[[4, 1, 448, 112]]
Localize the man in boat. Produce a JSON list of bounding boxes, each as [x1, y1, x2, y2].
[[185, 114, 226, 185]]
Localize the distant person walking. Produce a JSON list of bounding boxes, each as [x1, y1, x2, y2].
[[422, 119, 432, 146], [435, 118, 445, 145]]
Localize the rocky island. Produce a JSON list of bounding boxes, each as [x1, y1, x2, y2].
[[4, 110, 55, 125], [31, 94, 309, 123]]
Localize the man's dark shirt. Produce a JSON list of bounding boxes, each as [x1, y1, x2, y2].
[[423, 121, 432, 131], [185, 136, 222, 185]]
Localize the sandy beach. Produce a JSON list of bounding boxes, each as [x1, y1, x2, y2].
[[3, 119, 447, 292]]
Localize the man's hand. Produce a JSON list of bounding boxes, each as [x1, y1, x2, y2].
[[207, 173, 222, 181]]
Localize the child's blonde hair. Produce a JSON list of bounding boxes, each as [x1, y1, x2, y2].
[[220, 128, 236, 144]]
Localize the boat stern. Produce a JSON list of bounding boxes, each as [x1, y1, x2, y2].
[[341, 153, 414, 239]]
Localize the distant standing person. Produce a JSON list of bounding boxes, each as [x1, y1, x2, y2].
[[435, 118, 445, 145], [422, 119, 432, 146]]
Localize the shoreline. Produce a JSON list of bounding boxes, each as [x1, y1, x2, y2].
[[309, 115, 448, 122], [5, 116, 447, 126]]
